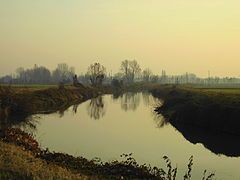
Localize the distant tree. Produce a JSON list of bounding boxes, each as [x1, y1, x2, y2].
[[69, 67, 75, 77], [150, 75, 159, 83], [161, 70, 167, 84], [0, 75, 13, 84], [120, 60, 130, 81], [15, 65, 51, 84], [120, 60, 141, 83], [142, 68, 152, 82], [129, 60, 141, 82], [87, 62, 106, 86], [52, 63, 75, 83], [15, 67, 26, 83], [32, 65, 51, 83], [16, 67, 25, 78], [113, 72, 124, 80]]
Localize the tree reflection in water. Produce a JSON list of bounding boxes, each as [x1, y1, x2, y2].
[[142, 92, 163, 107], [142, 92, 168, 128], [153, 113, 169, 128], [0, 113, 39, 135], [142, 92, 154, 106], [153, 107, 240, 157], [120, 92, 141, 111], [58, 109, 65, 118], [72, 104, 79, 114], [87, 96, 106, 120]]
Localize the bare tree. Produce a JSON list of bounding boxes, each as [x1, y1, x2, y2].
[[142, 68, 152, 82], [15, 65, 51, 84], [16, 67, 26, 83], [52, 63, 75, 83], [120, 60, 141, 83], [120, 60, 130, 81], [129, 60, 141, 82], [87, 62, 106, 86], [16, 67, 24, 78]]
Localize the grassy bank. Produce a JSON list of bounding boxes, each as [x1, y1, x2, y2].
[[151, 85, 240, 135], [0, 85, 113, 122], [0, 128, 215, 180], [0, 82, 159, 121], [0, 141, 87, 179], [0, 83, 220, 179], [0, 128, 165, 179]]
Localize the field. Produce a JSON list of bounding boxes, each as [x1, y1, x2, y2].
[[195, 88, 240, 94], [152, 84, 240, 135]]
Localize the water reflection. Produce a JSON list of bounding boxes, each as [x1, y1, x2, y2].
[[58, 108, 66, 118], [7, 92, 240, 179], [85, 92, 160, 120], [142, 92, 158, 107], [172, 122, 240, 157], [0, 111, 38, 135], [153, 114, 169, 128], [87, 96, 106, 120], [120, 92, 141, 111], [72, 104, 79, 114], [155, 113, 240, 157]]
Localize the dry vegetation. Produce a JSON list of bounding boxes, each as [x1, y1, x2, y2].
[[0, 128, 215, 180], [152, 85, 240, 135], [0, 84, 104, 117], [0, 83, 237, 179], [0, 141, 88, 179]]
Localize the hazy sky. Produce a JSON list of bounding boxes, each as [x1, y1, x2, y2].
[[0, 0, 240, 77]]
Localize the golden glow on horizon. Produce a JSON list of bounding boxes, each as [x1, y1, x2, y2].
[[0, 0, 240, 77]]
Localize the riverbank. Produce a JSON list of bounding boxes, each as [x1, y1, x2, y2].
[[2, 83, 240, 134], [0, 127, 215, 179], [151, 85, 240, 135], [0, 84, 220, 179], [0, 85, 113, 122], [0, 83, 160, 122], [0, 84, 163, 179], [0, 141, 87, 179], [0, 128, 173, 179]]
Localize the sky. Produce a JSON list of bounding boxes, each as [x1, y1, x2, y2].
[[0, 0, 240, 77]]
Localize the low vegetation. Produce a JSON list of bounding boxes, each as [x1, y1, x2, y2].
[[0, 84, 110, 121], [0, 141, 86, 179], [1, 83, 238, 179], [152, 85, 240, 135], [0, 128, 215, 179]]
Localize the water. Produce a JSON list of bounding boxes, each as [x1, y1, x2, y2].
[[22, 92, 240, 179]]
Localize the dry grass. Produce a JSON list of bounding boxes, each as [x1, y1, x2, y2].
[[0, 141, 88, 180], [197, 88, 240, 95], [0, 85, 100, 117]]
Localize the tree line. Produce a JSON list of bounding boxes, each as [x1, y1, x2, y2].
[[1, 64, 75, 84], [0, 60, 240, 86]]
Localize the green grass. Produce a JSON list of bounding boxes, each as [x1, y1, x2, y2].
[[195, 88, 240, 94], [0, 83, 57, 89], [152, 84, 240, 135], [3, 82, 239, 95], [0, 84, 103, 121], [166, 84, 240, 96]]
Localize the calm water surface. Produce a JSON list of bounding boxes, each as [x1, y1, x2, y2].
[[23, 92, 240, 180]]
